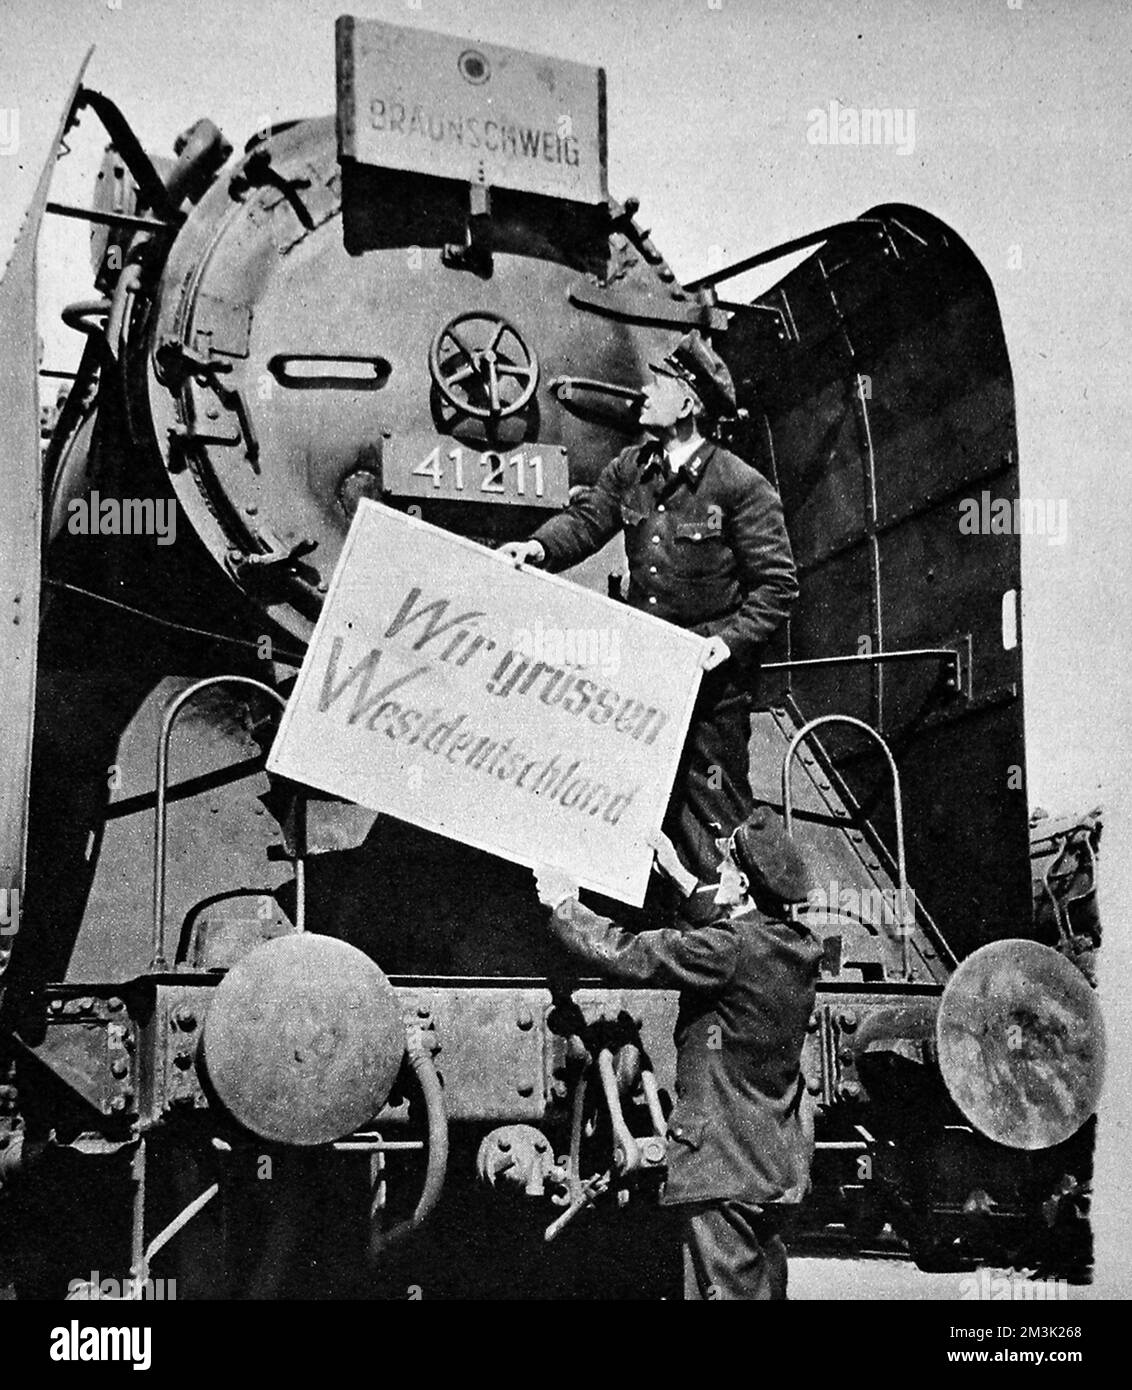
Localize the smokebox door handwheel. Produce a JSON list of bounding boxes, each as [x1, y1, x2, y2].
[[429, 311, 540, 420]]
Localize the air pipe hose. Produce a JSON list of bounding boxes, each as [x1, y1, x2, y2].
[[368, 1029, 449, 1265]]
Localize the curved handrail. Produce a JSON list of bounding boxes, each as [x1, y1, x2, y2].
[[151, 676, 305, 971], [781, 713, 912, 981]]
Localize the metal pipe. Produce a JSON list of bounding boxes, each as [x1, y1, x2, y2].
[[368, 1032, 449, 1264], [152, 676, 304, 971], [45, 202, 174, 233], [74, 88, 181, 224], [144, 1182, 219, 1266], [596, 1046, 639, 1173], [763, 646, 959, 691], [782, 714, 912, 981], [128, 1139, 147, 1288], [684, 219, 885, 291], [639, 1066, 667, 1140]]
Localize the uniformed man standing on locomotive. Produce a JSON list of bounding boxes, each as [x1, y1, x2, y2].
[[532, 811, 822, 1300], [500, 330, 798, 887]]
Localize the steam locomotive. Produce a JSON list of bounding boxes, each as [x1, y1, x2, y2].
[[0, 18, 1102, 1298]]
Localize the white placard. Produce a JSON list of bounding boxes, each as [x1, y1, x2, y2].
[[267, 502, 705, 905]]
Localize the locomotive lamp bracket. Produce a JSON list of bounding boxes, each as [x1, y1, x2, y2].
[[442, 182, 494, 276]]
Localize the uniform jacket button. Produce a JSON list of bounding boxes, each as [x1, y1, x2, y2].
[[657, 504, 666, 512], [648, 596, 657, 605]]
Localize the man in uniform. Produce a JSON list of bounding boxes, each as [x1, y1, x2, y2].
[[501, 331, 798, 885], [533, 810, 822, 1299]]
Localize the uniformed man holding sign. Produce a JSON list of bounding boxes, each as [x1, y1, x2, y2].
[[501, 330, 798, 886], [534, 810, 821, 1299]]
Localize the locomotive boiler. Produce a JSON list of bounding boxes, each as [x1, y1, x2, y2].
[[0, 17, 1102, 1298]]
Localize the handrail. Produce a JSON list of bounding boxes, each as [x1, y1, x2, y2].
[[151, 676, 306, 972], [782, 713, 912, 981], [684, 219, 886, 291]]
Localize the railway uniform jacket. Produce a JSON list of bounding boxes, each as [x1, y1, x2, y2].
[[547, 888, 822, 1207], [530, 438, 798, 676]]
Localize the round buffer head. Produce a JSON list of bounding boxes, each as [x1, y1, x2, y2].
[[203, 934, 405, 1146], [937, 938, 1104, 1151]]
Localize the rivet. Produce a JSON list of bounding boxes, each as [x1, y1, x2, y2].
[[517, 1081, 534, 1097], [111, 1059, 129, 1079], [517, 1009, 534, 1031]]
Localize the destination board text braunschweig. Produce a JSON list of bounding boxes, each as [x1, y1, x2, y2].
[[368, 98, 582, 167]]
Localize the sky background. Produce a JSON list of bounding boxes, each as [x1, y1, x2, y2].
[[1, 0, 1128, 815]]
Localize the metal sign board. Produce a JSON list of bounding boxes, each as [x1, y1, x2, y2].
[[336, 16, 607, 203], [268, 502, 704, 906], [382, 435, 570, 509]]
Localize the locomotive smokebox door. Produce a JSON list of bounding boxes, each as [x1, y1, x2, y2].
[[335, 16, 608, 204], [202, 934, 405, 1145]]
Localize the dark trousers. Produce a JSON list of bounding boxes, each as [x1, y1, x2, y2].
[[679, 1200, 788, 1300], [663, 667, 756, 884]]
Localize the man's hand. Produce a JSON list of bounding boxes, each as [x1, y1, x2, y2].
[[647, 832, 698, 898], [700, 635, 731, 671], [497, 539, 546, 568], [534, 863, 579, 910]]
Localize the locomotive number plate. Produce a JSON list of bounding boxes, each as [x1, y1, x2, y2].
[[383, 436, 570, 509]]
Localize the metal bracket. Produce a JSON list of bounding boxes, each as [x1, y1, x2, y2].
[[442, 182, 494, 276]]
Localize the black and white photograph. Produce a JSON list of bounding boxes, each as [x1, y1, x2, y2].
[[0, 0, 1127, 1354]]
